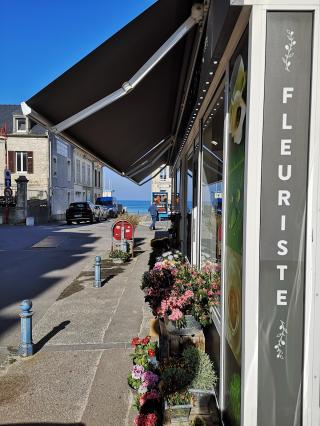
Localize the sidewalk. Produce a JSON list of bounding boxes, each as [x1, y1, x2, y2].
[[0, 225, 154, 425]]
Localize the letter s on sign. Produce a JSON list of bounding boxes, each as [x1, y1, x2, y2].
[[277, 240, 288, 256]]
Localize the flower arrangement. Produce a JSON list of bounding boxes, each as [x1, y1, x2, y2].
[[128, 335, 162, 425], [141, 258, 221, 329], [130, 336, 158, 370]]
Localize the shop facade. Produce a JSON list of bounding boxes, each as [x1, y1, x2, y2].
[[171, 2, 320, 426], [21, 0, 320, 424]]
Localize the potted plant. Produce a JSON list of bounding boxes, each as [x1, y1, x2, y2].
[[182, 346, 218, 415], [109, 249, 130, 264], [160, 359, 193, 422], [164, 391, 192, 422]]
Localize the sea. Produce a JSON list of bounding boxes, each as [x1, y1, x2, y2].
[[118, 200, 150, 215]]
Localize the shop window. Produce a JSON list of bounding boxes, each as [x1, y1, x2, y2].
[[186, 151, 194, 261], [175, 167, 181, 212], [201, 86, 225, 311]]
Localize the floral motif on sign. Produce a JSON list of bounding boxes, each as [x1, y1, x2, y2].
[[274, 320, 288, 360], [282, 29, 296, 72]]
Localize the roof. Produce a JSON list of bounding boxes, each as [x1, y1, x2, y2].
[[0, 104, 46, 136], [23, 0, 201, 183]]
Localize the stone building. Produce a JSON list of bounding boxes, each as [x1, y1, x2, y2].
[[0, 105, 103, 221], [73, 148, 103, 202], [151, 166, 172, 204], [0, 105, 49, 200]]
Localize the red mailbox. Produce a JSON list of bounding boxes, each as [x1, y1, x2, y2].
[[112, 220, 133, 240], [111, 220, 134, 256]]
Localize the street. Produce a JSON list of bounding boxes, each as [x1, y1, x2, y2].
[[0, 221, 112, 348]]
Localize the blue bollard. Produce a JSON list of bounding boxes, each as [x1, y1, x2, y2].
[[18, 299, 34, 357], [94, 256, 102, 288]]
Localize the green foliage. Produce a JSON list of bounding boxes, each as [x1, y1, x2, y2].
[[131, 341, 157, 369], [127, 374, 140, 390], [229, 374, 241, 426], [166, 390, 191, 406], [182, 346, 217, 390], [109, 250, 130, 261], [161, 364, 192, 395]]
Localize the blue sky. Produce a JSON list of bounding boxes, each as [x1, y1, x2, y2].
[[0, 0, 156, 200]]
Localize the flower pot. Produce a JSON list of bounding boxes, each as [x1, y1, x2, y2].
[[189, 388, 215, 415], [166, 315, 202, 336], [164, 401, 192, 423]]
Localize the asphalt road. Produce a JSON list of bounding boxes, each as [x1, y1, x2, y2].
[[0, 220, 113, 348]]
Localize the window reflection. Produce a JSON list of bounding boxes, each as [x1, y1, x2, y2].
[[201, 86, 225, 312]]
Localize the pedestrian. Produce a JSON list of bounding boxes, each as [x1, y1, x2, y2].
[[148, 202, 158, 230]]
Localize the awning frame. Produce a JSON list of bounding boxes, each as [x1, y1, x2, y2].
[[22, 3, 204, 136]]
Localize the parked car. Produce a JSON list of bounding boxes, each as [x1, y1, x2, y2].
[[95, 196, 118, 218], [95, 205, 108, 221], [66, 202, 100, 224]]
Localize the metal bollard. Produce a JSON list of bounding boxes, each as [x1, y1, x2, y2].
[[94, 256, 102, 288], [18, 299, 34, 357]]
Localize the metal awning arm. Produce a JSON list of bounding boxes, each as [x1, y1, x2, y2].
[[34, 4, 203, 135], [127, 141, 172, 178]]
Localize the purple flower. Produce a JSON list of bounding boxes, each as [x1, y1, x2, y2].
[[132, 365, 145, 380], [141, 371, 159, 388]]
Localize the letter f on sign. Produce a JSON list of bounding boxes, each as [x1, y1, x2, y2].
[[283, 87, 294, 104]]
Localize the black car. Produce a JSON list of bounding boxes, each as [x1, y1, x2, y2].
[[66, 202, 100, 224]]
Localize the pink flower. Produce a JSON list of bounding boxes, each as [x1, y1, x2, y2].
[[169, 308, 183, 321], [134, 413, 158, 426], [184, 290, 194, 299], [132, 364, 145, 380], [139, 389, 160, 406]]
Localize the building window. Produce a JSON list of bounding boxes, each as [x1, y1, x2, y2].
[[87, 165, 91, 186], [94, 169, 97, 187], [15, 117, 27, 133], [53, 156, 57, 177], [98, 170, 101, 188], [82, 163, 86, 185], [16, 152, 27, 172], [159, 168, 167, 181], [76, 159, 80, 183], [67, 159, 71, 181]]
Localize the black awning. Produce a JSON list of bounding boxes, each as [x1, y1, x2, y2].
[[24, 0, 199, 183]]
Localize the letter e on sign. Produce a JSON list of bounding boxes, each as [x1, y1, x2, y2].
[[277, 290, 288, 306]]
